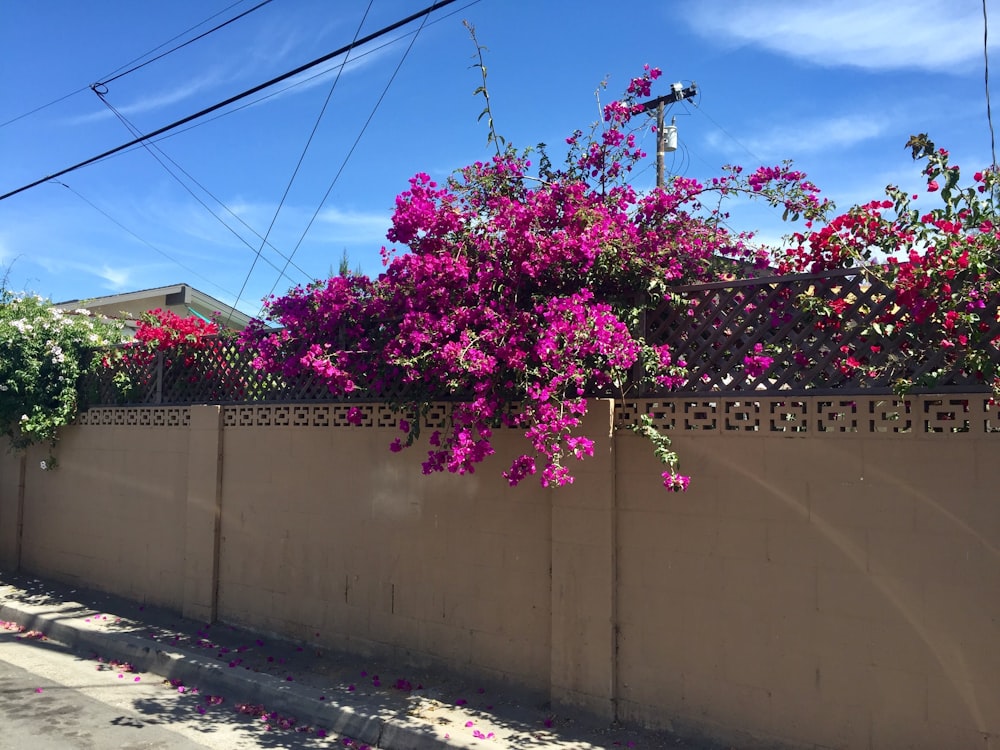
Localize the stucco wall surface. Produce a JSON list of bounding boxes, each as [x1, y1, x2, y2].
[[1, 398, 996, 750]]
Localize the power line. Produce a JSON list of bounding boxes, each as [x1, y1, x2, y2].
[[0, 0, 461, 203], [51, 180, 243, 301], [260, 0, 440, 311], [0, 0, 260, 129], [94, 0, 274, 90], [985, 0, 997, 168], [95, 93, 311, 286], [73, 2, 477, 158], [687, 99, 763, 163], [228, 1, 375, 318]]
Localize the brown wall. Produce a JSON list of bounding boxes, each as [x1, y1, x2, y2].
[[11, 409, 190, 610], [1, 396, 997, 749]]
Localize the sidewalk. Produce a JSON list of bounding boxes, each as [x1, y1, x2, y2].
[[0, 571, 727, 750]]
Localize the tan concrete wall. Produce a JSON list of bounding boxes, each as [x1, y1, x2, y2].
[[16, 414, 190, 610], [216, 405, 554, 694], [0, 449, 24, 570], [4, 397, 998, 749], [615, 426, 1000, 749]]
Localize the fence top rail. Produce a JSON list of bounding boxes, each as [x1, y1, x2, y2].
[[668, 266, 871, 293]]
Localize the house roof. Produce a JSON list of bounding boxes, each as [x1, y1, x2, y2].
[[54, 283, 254, 330]]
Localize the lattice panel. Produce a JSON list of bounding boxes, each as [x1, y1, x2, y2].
[[641, 269, 1000, 396], [722, 400, 760, 431], [868, 399, 913, 434], [221, 403, 456, 430], [681, 401, 719, 431], [921, 398, 981, 434], [77, 268, 1000, 405], [765, 400, 808, 433], [618, 397, 1000, 435], [987, 399, 1000, 433], [815, 400, 861, 433], [76, 398, 1000, 435], [76, 407, 190, 427]]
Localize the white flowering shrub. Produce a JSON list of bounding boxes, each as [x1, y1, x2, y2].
[[0, 290, 124, 456]]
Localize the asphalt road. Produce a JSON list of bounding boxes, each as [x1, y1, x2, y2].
[[0, 631, 338, 750]]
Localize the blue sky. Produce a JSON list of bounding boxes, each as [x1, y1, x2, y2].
[[1, 0, 996, 317]]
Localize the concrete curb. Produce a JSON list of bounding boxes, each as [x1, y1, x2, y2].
[[0, 597, 459, 749]]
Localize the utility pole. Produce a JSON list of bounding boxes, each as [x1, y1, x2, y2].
[[639, 82, 697, 187]]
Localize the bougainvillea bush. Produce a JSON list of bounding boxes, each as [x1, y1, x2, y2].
[[240, 66, 831, 490], [111, 308, 244, 403], [777, 134, 1000, 395], [0, 290, 123, 456]]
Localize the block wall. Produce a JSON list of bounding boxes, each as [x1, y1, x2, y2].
[[2, 396, 997, 749]]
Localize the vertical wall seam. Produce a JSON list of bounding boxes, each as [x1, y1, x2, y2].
[[610, 401, 620, 724], [211, 406, 224, 622]]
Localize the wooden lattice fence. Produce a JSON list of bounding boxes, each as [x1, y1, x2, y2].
[[79, 268, 1000, 406]]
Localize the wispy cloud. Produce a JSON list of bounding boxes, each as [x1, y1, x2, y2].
[[316, 206, 390, 241], [95, 264, 131, 290], [682, 1, 993, 71], [704, 113, 891, 161], [241, 39, 395, 111], [69, 70, 228, 125]]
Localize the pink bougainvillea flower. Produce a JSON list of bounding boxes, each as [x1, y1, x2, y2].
[[661, 472, 691, 492]]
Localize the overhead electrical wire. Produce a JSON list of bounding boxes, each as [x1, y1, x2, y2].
[[94, 93, 311, 286], [1, 0, 266, 129], [79, 24, 442, 166], [93, 0, 274, 90], [228, 1, 375, 319], [51, 180, 242, 301], [259, 0, 439, 312], [0, 0, 461, 203], [985, 0, 997, 168], [45, 33, 405, 172], [40, 2, 476, 163]]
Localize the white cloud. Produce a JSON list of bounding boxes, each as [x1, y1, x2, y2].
[[704, 113, 890, 160], [316, 206, 390, 240], [683, 1, 993, 71], [95, 265, 131, 290], [70, 71, 228, 125], [242, 41, 393, 110]]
